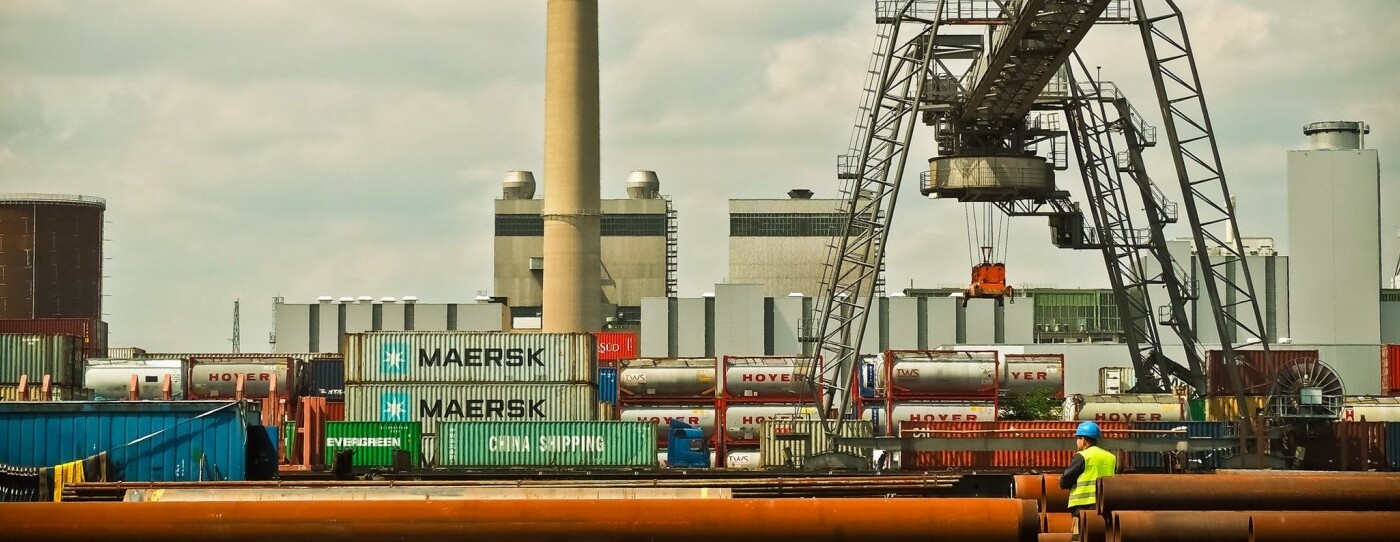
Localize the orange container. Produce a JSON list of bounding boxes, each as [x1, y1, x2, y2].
[[899, 421, 1132, 471]]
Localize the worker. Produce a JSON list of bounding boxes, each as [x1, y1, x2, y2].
[[1062, 421, 1116, 538]]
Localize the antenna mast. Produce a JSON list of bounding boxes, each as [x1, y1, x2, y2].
[[231, 299, 241, 353]]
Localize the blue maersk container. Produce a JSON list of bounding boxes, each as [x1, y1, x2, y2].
[[0, 401, 258, 481], [1131, 421, 1231, 472], [597, 367, 619, 405]]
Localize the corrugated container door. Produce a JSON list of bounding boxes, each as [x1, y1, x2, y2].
[[597, 367, 619, 405], [1130, 421, 1230, 472], [435, 421, 655, 468], [0, 334, 82, 385], [343, 332, 595, 384], [324, 421, 422, 468], [1384, 345, 1400, 396]]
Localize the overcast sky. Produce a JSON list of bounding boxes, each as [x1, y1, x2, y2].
[[2, 1, 1396, 352]]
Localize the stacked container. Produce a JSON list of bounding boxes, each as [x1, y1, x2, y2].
[[878, 350, 1000, 436], [615, 358, 718, 461], [0, 334, 87, 400], [593, 331, 637, 415], [343, 332, 599, 466], [1204, 349, 1321, 396], [1383, 345, 1400, 396], [304, 356, 346, 420], [1064, 393, 1186, 422], [718, 356, 821, 468], [898, 420, 1132, 471], [0, 319, 107, 360], [1000, 354, 1064, 398]]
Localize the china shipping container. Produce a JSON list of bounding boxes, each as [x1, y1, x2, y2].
[[597, 367, 619, 405], [1383, 345, 1400, 396], [1065, 394, 1185, 423], [187, 357, 298, 400], [885, 350, 999, 399], [324, 421, 422, 468], [1342, 396, 1400, 422], [1000, 354, 1064, 397], [0, 401, 257, 481], [617, 358, 717, 401], [1129, 421, 1232, 472], [0, 318, 106, 359], [618, 404, 718, 445], [594, 331, 638, 364], [306, 357, 345, 400], [757, 420, 872, 470], [344, 383, 598, 434], [84, 359, 187, 400], [0, 385, 93, 401], [720, 402, 821, 444], [436, 421, 656, 468], [721, 356, 817, 402], [344, 332, 595, 384], [1205, 349, 1321, 396], [898, 421, 1132, 471], [0, 333, 83, 385], [1205, 396, 1269, 423], [1098, 367, 1137, 395]]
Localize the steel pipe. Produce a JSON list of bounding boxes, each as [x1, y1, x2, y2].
[[1248, 511, 1400, 541], [0, 498, 1039, 542], [1098, 474, 1400, 515], [1041, 513, 1072, 533], [1079, 509, 1108, 542], [1111, 511, 1250, 542], [1038, 534, 1072, 542], [1015, 474, 1044, 501], [1042, 473, 1069, 513]]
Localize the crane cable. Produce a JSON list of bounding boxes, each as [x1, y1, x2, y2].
[[964, 203, 1012, 266]]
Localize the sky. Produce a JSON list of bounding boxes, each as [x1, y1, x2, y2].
[[2, 1, 1396, 352]]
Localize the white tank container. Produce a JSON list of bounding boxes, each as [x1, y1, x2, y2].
[[1342, 396, 1400, 422], [887, 350, 998, 397], [858, 355, 885, 397], [724, 448, 763, 470], [1069, 394, 1185, 422], [187, 357, 295, 400], [722, 356, 815, 400], [619, 404, 718, 443], [1000, 354, 1063, 396], [887, 401, 997, 435], [721, 404, 820, 443], [656, 450, 717, 469], [859, 405, 889, 436], [84, 359, 186, 400], [617, 359, 716, 399]]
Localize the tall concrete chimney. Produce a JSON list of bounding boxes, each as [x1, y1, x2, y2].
[[542, 0, 601, 332]]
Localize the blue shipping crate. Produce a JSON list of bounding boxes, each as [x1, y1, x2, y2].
[[0, 401, 258, 481], [597, 367, 619, 405], [1130, 421, 1231, 472], [306, 358, 345, 400]]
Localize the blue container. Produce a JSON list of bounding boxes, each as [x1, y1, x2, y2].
[[1131, 421, 1231, 472], [306, 358, 345, 400], [597, 367, 619, 405], [0, 401, 257, 481], [1387, 422, 1400, 471], [246, 425, 279, 481]]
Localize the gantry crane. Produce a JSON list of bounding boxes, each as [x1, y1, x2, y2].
[[806, 0, 1271, 465]]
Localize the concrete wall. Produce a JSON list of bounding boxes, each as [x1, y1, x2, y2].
[[274, 301, 508, 354], [769, 296, 807, 356], [715, 283, 764, 358], [727, 198, 845, 298]]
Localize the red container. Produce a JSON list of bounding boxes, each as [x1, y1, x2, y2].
[[1293, 421, 1388, 472], [721, 355, 818, 403], [1205, 349, 1321, 396], [0, 318, 106, 359], [325, 401, 345, 422], [898, 421, 1132, 471], [885, 350, 999, 400], [1383, 345, 1400, 396], [594, 331, 638, 363]]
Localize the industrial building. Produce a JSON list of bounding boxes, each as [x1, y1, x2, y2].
[[493, 170, 676, 328], [728, 190, 853, 298], [270, 297, 509, 354], [0, 193, 105, 319]]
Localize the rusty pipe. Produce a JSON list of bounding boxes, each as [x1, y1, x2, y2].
[[1080, 509, 1109, 542], [1042, 513, 1072, 533], [0, 498, 1039, 542], [1042, 474, 1070, 513], [1016, 474, 1045, 502], [1248, 511, 1400, 541], [1111, 511, 1251, 542], [1038, 534, 1073, 542], [1098, 475, 1400, 515]]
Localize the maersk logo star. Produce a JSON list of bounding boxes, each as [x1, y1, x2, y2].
[[380, 342, 410, 375], [381, 392, 409, 421]]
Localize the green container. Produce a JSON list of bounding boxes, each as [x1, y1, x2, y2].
[[1187, 398, 1206, 422], [325, 421, 422, 468], [436, 421, 657, 468]]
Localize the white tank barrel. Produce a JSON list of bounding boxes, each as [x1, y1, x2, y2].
[[721, 404, 820, 443], [84, 359, 186, 400], [888, 401, 998, 435], [887, 350, 998, 397], [859, 405, 888, 436], [858, 355, 886, 397], [724, 449, 762, 470], [722, 356, 814, 400], [617, 359, 716, 399], [1069, 394, 1184, 422], [619, 405, 717, 443], [1000, 354, 1064, 396], [187, 357, 296, 400]]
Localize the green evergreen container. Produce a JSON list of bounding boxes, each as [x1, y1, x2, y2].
[[1187, 398, 1207, 422], [325, 421, 422, 468], [436, 421, 656, 468]]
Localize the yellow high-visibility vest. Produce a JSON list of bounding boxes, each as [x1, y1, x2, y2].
[[1067, 445, 1116, 509]]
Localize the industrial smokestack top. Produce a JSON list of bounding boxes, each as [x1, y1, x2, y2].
[[502, 171, 537, 199], [788, 189, 814, 199], [1304, 121, 1369, 150], [625, 170, 661, 199]]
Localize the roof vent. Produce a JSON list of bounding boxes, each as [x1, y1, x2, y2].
[[787, 189, 814, 199], [502, 171, 537, 199], [626, 170, 661, 199]]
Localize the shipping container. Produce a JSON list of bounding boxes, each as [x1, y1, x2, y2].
[[1383, 345, 1400, 396], [1205, 349, 1321, 396], [1293, 421, 1387, 471], [306, 358, 345, 400], [324, 421, 422, 468], [1205, 396, 1269, 423], [723, 447, 761, 470], [0, 333, 82, 385], [859, 404, 888, 436], [1130, 421, 1232, 472], [758, 420, 872, 470], [436, 421, 656, 468], [84, 359, 186, 400], [1067, 394, 1185, 423], [187, 357, 297, 400], [1388, 423, 1400, 471], [722, 356, 816, 402], [1098, 367, 1137, 395], [887, 401, 997, 435], [0, 385, 93, 401], [885, 350, 999, 399], [898, 421, 1132, 471], [326, 401, 345, 421], [597, 367, 619, 405], [0, 318, 106, 359], [0, 401, 256, 481], [1001, 354, 1064, 397], [617, 358, 716, 400], [1342, 396, 1400, 422], [618, 404, 717, 444], [721, 403, 820, 444], [594, 331, 638, 363], [344, 332, 595, 384], [344, 383, 597, 434], [106, 347, 147, 360]]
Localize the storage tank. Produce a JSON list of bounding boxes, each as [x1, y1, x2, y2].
[[85, 359, 186, 400], [1000, 354, 1063, 397], [720, 404, 820, 443], [1066, 394, 1185, 422], [187, 357, 297, 400], [1303, 121, 1368, 151], [887, 401, 997, 435], [617, 359, 716, 400], [886, 350, 998, 398], [0, 194, 105, 320], [618, 404, 717, 444], [721, 356, 815, 401]]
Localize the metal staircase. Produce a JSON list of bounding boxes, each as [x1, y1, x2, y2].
[[664, 197, 679, 297]]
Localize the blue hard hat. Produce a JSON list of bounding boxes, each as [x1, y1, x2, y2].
[[1075, 421, 1102, 439]]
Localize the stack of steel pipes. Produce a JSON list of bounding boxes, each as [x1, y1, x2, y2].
[[1080, 472, 1400, 541], [1014, 473, 1074, 541]]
